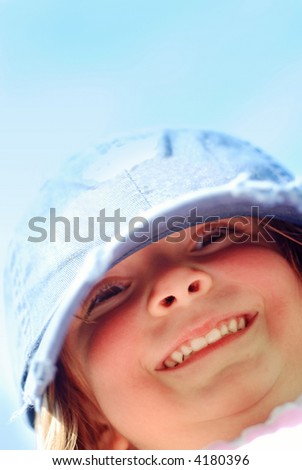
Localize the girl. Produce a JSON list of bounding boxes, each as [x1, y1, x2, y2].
[[4, 129, 302, 449]]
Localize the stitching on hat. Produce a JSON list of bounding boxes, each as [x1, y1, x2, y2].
[[124, 170, 152, 208]]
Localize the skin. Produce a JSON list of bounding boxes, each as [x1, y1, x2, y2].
[[66, 218, 302, 449]]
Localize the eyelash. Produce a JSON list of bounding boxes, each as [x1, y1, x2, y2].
[[193, 227, 231, 250], [83, 280, 131, 321]]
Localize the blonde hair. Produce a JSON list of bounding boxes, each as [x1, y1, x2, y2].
[[35, 347, 114, 449], [35, 218, 302, 449]]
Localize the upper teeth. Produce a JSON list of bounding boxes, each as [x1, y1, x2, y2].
[[163, 316, 247, 369]]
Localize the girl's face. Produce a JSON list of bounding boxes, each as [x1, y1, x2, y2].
[[66, 218, 302, 449]]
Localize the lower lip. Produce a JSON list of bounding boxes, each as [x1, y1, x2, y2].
[[158, 314, 258, 372]]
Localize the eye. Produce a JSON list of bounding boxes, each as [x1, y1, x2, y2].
[[194, 228, 228, 250], [192, 225, 248, 254], [81, 278, 131, 322], [203, 228, 229, 245]]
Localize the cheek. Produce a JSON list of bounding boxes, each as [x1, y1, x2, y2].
[[218, 247, 302, 338], [84, 311, 165, 441], [84, 306, 147, 410]]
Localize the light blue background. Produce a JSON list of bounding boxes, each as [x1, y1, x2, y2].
[[1, 0, 302, 449]]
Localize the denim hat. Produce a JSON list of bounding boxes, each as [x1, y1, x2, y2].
[[3, 129, 302, 425]]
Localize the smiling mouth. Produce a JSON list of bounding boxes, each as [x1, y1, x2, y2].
[[161, 314, 256, 370]]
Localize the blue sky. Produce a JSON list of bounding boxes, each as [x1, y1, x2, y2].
[[0, 0, 302, 449]]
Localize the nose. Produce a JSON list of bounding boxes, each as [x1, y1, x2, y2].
[[147, 266, 213, 317]]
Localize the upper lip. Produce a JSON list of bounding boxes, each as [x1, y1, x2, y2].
[[155, 310, 258, 371]]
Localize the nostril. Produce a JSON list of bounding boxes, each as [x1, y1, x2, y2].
[[160, 295, 176, 307], [188, 280, 200, 293], [159, 281, 200, 307]]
